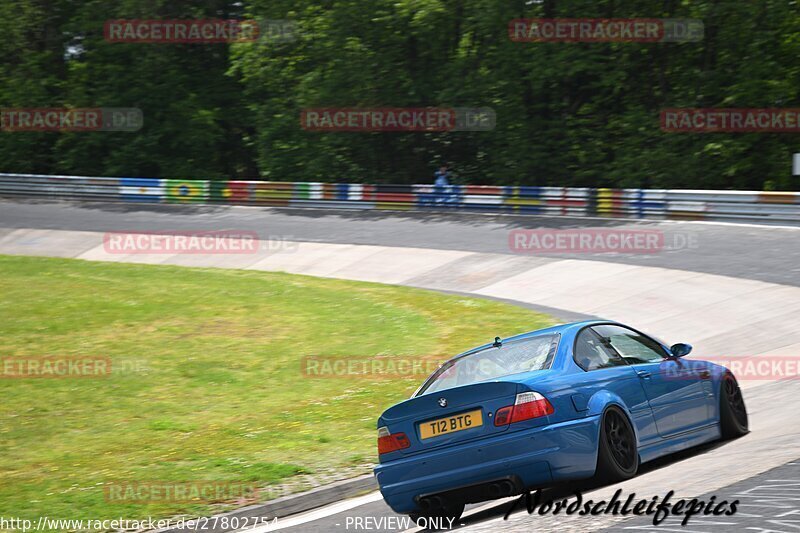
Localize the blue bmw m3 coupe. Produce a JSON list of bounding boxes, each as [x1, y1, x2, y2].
[[373, 320, 748, 522]]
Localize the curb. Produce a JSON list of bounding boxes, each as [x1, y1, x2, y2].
[[156, 474, 378, 532]]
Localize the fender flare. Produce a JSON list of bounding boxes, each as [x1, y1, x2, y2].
[[586, 389, 641, 448]]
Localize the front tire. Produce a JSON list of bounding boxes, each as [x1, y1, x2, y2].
[[719, 373, 748, 439], [595, 406, 639, 483]]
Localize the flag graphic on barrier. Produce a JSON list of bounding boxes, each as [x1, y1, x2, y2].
[[119, 177, 163, 202], [209, 180, 252, 203], [165, 180, 209, 203]]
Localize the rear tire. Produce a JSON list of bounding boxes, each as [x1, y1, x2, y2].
[[720, 373, 748, 439], [594, 406, 639, 483], [409, 501, 464, 529]]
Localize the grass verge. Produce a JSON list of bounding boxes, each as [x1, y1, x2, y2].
[[0, 254, 555, 526]]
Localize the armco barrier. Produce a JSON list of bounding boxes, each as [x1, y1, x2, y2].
[[0, 173, 799, 223]]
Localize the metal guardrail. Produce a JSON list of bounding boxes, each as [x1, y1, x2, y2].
[[1, 172, 799, 223]]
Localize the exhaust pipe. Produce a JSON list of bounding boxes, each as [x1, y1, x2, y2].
[[487, 480, 516, 498], [419, 495, 444, 510]]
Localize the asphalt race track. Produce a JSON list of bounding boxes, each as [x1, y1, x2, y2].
[[1, 198, 799, 533], [1, 198, 799, 285]]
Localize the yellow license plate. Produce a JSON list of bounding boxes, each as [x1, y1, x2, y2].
[[419, 409, 483, 440]]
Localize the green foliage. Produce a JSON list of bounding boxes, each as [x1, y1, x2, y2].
[[1, 0, 798, 189]]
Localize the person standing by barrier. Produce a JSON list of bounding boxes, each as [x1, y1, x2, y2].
[[434, 164, 451, 205]]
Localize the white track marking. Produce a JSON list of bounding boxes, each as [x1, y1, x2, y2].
[[242, 491, 385, 532]]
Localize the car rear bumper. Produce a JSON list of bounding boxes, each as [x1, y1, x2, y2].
[[374, 415, 601, 513]]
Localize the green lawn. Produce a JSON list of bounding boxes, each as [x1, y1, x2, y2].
[[0, 255, 555, 527]]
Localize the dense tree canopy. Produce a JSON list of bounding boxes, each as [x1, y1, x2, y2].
[[1, 0, 798, 190]]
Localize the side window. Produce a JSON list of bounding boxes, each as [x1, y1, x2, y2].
[[574, 328, 628, 371], [592, 325, 668, 364]]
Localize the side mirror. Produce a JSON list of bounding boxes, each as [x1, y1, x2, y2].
[[669, 343, 692, 358]]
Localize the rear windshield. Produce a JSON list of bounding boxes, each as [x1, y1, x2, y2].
[[416, 334, 558, 396]]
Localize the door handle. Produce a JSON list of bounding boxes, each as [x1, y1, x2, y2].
[[636, 370, 651, 379]]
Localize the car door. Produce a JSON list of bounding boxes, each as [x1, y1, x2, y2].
[[572, 327, 659, 446], [591, 325, 712, 438]]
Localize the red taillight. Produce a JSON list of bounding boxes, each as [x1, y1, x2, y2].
[[494, 405, 514, 426], [494, 391, 554, 426], [377, 426, 410, 454]]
